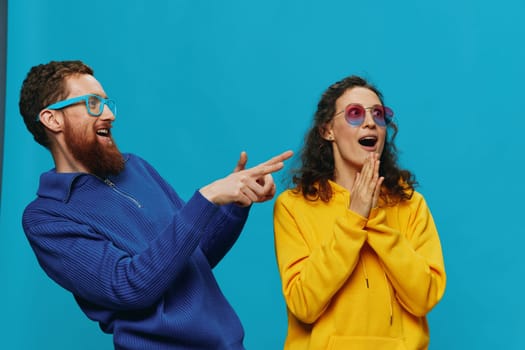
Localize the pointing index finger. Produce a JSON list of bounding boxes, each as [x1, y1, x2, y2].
[[248, 150, 294, 176]]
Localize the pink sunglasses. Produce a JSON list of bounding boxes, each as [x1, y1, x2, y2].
[[334, 103, 394, 127]]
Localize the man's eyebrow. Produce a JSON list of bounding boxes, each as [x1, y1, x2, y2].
[[91, 92, 109, 98]]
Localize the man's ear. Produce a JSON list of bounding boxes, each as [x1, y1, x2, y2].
[[38, 109, 64, 133]]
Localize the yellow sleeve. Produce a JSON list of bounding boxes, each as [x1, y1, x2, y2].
[[366, 193, 446, 316], [273, 193, 368, 324]]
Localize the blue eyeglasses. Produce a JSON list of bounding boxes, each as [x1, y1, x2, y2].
[[36, 94, 117, 121]]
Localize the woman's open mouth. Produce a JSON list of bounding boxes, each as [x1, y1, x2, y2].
[[358, 136, 377, 147]]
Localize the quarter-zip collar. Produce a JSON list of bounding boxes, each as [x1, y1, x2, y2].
[[36, 154, 130, 203], [37, 171, 87, 203]]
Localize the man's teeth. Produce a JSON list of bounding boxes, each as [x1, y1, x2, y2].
[[97, 129, 109, 136]]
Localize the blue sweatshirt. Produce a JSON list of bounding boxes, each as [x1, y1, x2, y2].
[[22, 154, 249, 349]]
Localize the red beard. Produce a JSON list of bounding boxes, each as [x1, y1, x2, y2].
[[64, 120, 125, 178]]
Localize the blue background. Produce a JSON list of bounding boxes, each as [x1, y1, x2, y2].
[[1, 0, 524, 348]]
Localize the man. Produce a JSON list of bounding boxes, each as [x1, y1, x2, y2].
[[19, 60, 292, 349]]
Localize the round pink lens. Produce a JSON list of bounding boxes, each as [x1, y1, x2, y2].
[[345, 104, 366, 126]]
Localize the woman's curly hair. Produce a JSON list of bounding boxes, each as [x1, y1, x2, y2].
[[292, 75, 417, 205]]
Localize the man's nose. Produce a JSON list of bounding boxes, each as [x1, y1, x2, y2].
[[99, 104, 116, 121]]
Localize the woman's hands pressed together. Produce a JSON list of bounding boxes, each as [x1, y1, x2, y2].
[[349, 152, 384, 218]]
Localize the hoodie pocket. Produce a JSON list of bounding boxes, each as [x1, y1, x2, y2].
[[327, 335, 407, 350]]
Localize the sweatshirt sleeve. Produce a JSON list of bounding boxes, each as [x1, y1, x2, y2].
[[22, 191, 228, 311], [199, 203, 250, 268], [136, 156, 250, 268], [365, 193, 446, 316], [273, 193, 367, 324]]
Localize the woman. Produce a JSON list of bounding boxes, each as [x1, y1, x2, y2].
[[273, 75, 446, 350]]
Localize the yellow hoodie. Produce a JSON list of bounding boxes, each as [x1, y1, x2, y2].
[[273, 181, 446, 350]]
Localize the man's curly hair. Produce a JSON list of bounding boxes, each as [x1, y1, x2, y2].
[[19, 60, 93, 148]]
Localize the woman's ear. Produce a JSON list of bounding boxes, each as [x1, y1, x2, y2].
[[38, 109, 64, 133], [319, 123, 334, 141]]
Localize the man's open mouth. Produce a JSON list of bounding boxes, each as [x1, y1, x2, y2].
[[96, 128, 110, 137]]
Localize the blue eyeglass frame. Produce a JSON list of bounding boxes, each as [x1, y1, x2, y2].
[[36, 94, 117, 121]]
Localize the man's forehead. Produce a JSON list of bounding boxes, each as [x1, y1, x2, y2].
[[65, 74, 106, 97]]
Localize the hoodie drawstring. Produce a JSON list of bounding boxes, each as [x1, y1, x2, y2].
[[361, 257, 370, 289], [383, 272, 393, 326], [361, 257, 394, 326]]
